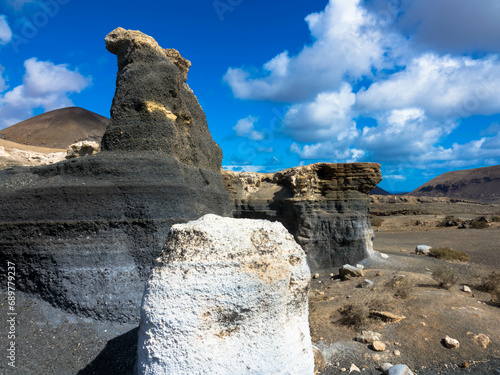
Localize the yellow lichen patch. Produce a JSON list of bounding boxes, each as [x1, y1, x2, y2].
[[144, 101, 177, 121]]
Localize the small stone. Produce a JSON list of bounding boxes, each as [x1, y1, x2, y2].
[[372, 340, 386, 352], [356, 264, 365, 270], [370, 311, 406, 322], [380, 363, 393, 372], [357, 279, 374, 289], [461, 361, 470, 368], [355, 331, 381, 343], [339, 264, 364, 280], [394, 350, 401, 356], [443, 335, 460, 349], [462, 285, 472, 293], [472, 333, 491, 348], [380, 253, 389, 259], [386, 364, 414, 375], [313, 345, 326, 373], [350, 363, 361, 373], [341, 368, 347, 372], [329, 273, 334, 278], [313, 273, 320, 279]]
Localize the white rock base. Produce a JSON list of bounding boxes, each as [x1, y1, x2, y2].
[[136, 214, 314, 375]]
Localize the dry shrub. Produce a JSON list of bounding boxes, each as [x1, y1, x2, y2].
[[470, 216, 489, 229], [370, 215, 384, 227], [429, 247, 470, 262], [437, 215, 460, 227], [386, 275, 415, 299], [340, 292, 396, 329], [432, 266, 458, 289], [478, 271, 500, 306], [491, 216, 500, 223]]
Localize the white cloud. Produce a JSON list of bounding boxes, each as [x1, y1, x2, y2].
[[283, 84, 357, 142], [0, 66, 7, 92], [356, 54, 500, 118], [291, 142, 366, 162], [397, 0, 500, 54], [224, 0, 387, 102], [233, 115, 264, 140], [0, 58, 91, 128], [0, 15, 12, 45]]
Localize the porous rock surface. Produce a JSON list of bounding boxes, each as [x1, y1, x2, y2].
[[137, 214, 314, 375], [223, 163, 382, 270], [0, 28, 229, 322]]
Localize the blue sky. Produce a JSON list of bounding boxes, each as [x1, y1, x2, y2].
[[1, 0, 500, 192]]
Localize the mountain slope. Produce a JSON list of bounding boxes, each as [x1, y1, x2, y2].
[[370, 185, 391, 195], [0, 107, 109, 149], [409, 165, 500, 202]]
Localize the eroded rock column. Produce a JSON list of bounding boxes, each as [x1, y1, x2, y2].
[[137, 214, 314, 375]]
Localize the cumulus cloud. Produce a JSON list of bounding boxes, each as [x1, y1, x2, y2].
[[283, 84, 357, 142], [233, 116, 265, 140], [0, 15, 12, 45], [0, 58, 91, 128], [224, 0, 387, 102], [356, 54, 500, 118], [397, 0, 500, 54]]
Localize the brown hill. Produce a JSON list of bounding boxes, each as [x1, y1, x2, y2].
[[409, 165, 500, 202], [0, 107, 109, 149], [370, 185, 391, 195]]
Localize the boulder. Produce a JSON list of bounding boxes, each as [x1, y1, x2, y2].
[[415, 245, 432, 255], [371, 340, 386, 352], [339, 264, 364, 280], [357, 279, 374, 289], [355, 330, 381, 344], [0, 28, 230, 322], [443, 335, 460, 349], [223, 163, 382, 270], [137, 215, 314, 375], [472, 334, 490, 348], [65, 141, 100, 159]]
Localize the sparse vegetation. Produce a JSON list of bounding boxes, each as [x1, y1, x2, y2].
[[339, 292, 396, 329], [478, 271, 500, 306], [432, 266, 458, 289], [370, 215, 384, 227], [491, 215, 500, 223], [429, 247, 470, 262], [385, 275, 415, 299], [469, 216, 489, 229], [437, 215, 460, 227]]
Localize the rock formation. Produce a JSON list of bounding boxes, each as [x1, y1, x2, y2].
[[223, 163, 382, 270], [137, 214, 314, 375], [0, 28, 229, 322], [65, 141, 100, 159]]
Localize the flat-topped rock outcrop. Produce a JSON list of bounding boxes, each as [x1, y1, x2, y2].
[[137, 214, 314, 375], [0, 28, 230, 322], [223, 163, 382, 270]]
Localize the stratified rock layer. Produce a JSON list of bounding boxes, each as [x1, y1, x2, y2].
[[0, 28, 229, 322], [223, 163, 382, 270], [137, 214, 314, 375]]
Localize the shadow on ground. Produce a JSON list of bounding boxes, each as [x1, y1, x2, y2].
[[78, 327, 138, 375]]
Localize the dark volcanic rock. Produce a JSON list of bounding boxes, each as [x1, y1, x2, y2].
[[0, 28, 230, 323], [223, 163, 382, 270]]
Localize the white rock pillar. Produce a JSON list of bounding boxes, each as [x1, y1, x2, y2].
[[136, 214, 314, 375]]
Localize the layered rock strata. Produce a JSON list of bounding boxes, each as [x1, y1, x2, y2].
[[223, 163, 382, 270], [137, 214, 314, 375], [0, 28, 230, 322]]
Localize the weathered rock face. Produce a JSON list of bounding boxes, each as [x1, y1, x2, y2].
[[223, 163, 382, 270], [137, 214, 314, 375], [0, 28, 230, 322], [65, 140, 100, 159]]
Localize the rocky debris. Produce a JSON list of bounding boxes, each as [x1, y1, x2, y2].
[[66, 141, 100, 159], [349, 363, 361, 373], [385, 364, 414, 375], [380, 363, 393, 372], [340, 264, 365, 280], [462, 285, 472, 293], [371, 340, 386, 351], [370, 311, 406, 323], [313, 345, 326, 374], [0, 143, 66, 168], [355, 331, 381, 344], [472, 333, 491, 348], [356, 264, 365, 270], [415, 245, 432, 255], [136, 215, 314, 375], [443, 335, 460, 349], [356, 279, 374, 289], [0, 28, 230, 322], [223, 163, 382, 270]]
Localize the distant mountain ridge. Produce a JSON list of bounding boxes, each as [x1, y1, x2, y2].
[[409, 165, 500, 203], [0, 107, 109, 149], [370, 185, 391, 195]]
